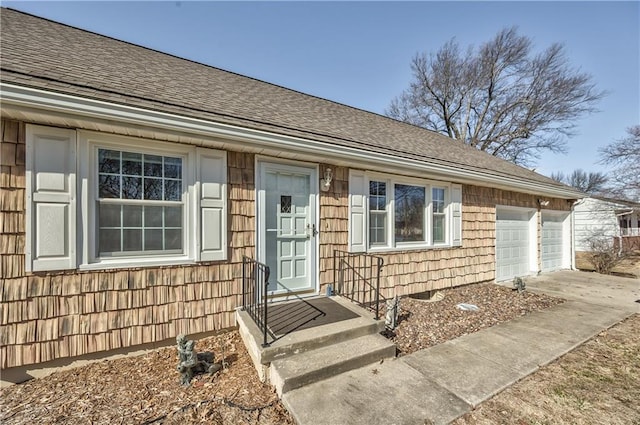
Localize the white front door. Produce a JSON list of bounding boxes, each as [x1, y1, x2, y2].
[[258, 162, 317, 296]]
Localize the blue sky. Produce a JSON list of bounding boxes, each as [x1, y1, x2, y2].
[[4, 1, 639, 178]]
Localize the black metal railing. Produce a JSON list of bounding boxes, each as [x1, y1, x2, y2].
[[333, 250, 384, 320], [242, 256, 273, 347]]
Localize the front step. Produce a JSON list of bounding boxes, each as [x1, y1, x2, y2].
[[237, 296, 394, 383], [270, 333, 396, 396]]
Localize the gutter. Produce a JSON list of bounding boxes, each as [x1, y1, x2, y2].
[[1, 83, 583, 199]]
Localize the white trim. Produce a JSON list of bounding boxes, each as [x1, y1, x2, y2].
[[1, 83, 584, 199]]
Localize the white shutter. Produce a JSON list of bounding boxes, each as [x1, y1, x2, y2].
[[197, 148, 227, 261], [26, 125, 77, 271], [349, 169, 367, 252], [451, 184, 462, 247]]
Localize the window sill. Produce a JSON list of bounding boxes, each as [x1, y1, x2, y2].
[[79, 256, 197, 271], [367, 244, 455, 254]]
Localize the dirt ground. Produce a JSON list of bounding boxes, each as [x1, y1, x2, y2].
[[0, 283, 569, 424], [453, 314, 640, 425], [0, 332, 294, 425], [385, 282, 564, 355]]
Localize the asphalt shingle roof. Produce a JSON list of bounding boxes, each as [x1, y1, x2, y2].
[[0, 8, 577, 195]]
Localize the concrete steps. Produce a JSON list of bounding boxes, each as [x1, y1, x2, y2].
[[270, 333, 396, 396], [237, 295, 397, 394]]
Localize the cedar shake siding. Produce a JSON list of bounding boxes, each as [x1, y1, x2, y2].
[[1, 118, 571, 369]]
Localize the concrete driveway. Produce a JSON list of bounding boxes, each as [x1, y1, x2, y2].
[[524, 270, 640, 312]]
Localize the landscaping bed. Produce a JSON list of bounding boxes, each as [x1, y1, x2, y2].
[[1, 282, 564, 424], [384, 281, 565, 355]]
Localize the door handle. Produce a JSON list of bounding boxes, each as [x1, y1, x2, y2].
[[307, 223, 319, 237]]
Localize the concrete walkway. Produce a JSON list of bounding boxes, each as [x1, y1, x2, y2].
[[283, 271, 638, 425]]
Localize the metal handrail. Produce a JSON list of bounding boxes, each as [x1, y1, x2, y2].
[[242, 256, 272, 347], [333, 250, 384, 320]]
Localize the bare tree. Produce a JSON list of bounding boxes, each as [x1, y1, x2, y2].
[[599, 125, 640, 201], [550, 169, 609, 195], [387, 27, 604, 167]]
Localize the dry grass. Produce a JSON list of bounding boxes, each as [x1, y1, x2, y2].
[[453, 314, 640, 425]]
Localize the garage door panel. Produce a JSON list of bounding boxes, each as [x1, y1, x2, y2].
[[541, 213, 566, 271], [496, 208, 533, 282]]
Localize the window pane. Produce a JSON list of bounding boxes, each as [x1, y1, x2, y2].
[[144, 206, 163, 227], [433, 188, 445, 213], [144, 229, 163, 251], [122, 152, 142, 176], [144, 178, 163, 200], [369, 212, 387, 245], [99, 204, 121, 227], [123, 229, 142, 251], [164, 180, 181, 201], [144, 155, 163, 177], [99, 175, 120, 199], [98, 149, 120, 173], [395, 184, 425, 243], [165, 229, 182, 250], [123, 205, 143, 227], [433, 215, 446, 243], [165, 206, 182, 227], [369, 181, 386, 196], [122, 176, 142, 199], [99, 229, 121, 254], [164, 157, 182, 179]]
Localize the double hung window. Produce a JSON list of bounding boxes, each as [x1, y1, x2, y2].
[[26, 126, 228, 272], [96, 149, 184, 257]]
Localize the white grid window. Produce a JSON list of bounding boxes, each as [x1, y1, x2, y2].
[[432, 187, 446, 244], [96, 149, 184, 257], [369, 181, 387, 245]]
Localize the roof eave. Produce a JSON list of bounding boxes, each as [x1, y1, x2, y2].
[[0, 83, 583, 200]]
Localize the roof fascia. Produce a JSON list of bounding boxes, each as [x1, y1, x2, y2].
[[1, 83, 583, 199]]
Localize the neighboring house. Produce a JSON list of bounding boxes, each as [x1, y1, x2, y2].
[[574, 197, 640, 252], [0, 9, 582, 372]]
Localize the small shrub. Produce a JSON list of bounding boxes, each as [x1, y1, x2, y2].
[[586, 232, 628, 274]]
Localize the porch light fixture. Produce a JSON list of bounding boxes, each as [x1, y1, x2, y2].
[[320, 168, 333, 192], [538, 199, 550, 207]]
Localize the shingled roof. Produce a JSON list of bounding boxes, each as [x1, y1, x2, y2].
[[1, 8, 579, 196]]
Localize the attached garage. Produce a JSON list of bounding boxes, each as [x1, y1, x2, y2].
[[541, 211, 570, 272], [495, 207, 536, 281]]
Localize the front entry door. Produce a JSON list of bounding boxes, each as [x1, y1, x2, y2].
[[258, 162, 317, 296]]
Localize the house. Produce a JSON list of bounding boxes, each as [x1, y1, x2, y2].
[[574, 196, 640, 253], [0, 8, 583, 374]]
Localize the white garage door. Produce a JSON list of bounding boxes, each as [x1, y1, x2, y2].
[[541, 213, 566, 271], [496, 209, 533, 281]]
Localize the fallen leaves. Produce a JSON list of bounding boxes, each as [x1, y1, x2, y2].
[[384, 282, 564, 355], [0, 332, 294, 425]]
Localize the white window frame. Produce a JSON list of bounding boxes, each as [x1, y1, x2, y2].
[[78, 131, 198, 269], [431, 186, 449, 246], [365, 173, 454, 252]]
